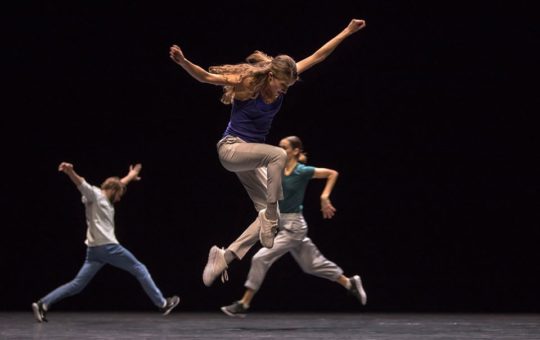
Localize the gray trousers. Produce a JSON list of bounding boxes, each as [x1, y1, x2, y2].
[[217, 136, 286, 259], [244, 213, 344, 291]]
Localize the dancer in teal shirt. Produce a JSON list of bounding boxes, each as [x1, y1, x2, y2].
[[221, 136, 367, 317]]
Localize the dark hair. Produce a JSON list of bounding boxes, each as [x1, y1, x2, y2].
[[285, 135, 308, 163]]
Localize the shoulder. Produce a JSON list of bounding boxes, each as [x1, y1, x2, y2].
[[296, 164, 315, 176], [77, 179, 94, 192], [77, 180, 102, 201]]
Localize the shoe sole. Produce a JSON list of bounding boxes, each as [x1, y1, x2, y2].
[[203, 246, 224, 287], [220, 306, 247, 318], [353, 275, 367, 305], [259, 232, 274, 248], [31, 303, 44, 323], [258, 210, 276, 248], [162, 297, 180, 316]]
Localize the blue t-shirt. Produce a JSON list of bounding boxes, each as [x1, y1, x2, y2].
[[279, 163, 316, 213], [223, 95, 283, 143]]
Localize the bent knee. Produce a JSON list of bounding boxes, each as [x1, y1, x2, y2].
[[300, 265, 318, 275], [251, 251, 272, 264], [278, 148, 287, 161], [68, 280, 88, 294], [273, 148, 287, 166], [131, 264, 150, 277]]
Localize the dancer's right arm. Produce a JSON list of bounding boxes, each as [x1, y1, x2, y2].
[[120, 164, 142, 186], [169, 44, 242, 86], [58, 162, 84, 187]]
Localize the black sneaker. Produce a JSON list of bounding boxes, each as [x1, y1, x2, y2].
[[160, 296, 180, 315], [221, 301, 249, 318], [32, 301, 48, 323], [349, 275, 367, 305]]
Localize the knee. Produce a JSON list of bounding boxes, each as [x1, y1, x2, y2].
[[131, 263, 150, 278], [278, 148, 286, 162], [300, 264, 316, 275], [251, 253, 263, 265], [273, 148, 287, 167], [68, 279, 87, 294], [251, 252, 268, 266]]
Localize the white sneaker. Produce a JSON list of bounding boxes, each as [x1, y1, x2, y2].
[[32, 301, 48, 323], [202, 246, 228, 287], [258, 209, 278, 248], [349, 275, 367, 305]]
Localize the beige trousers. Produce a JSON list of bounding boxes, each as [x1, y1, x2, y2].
[[217, 136, 286, 259]]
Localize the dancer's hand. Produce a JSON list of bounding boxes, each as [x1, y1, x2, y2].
[[321, 198, 337, 219], [58, 162, 84, 186], [58, 162, 74, 173], [128, 164, 142, 181], [170, 44, 186, 64], [345, 19, 366, 35]]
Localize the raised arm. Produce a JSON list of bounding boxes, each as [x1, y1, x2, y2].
[[296, 19, 366, 75], [169, 44, 242, 86], [58, 162, 84, 187], [120, 164, 142, 186], [312, 167, 339, 219]]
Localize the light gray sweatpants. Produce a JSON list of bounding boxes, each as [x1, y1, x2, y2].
[[217, 135, 287, 259], [244, 213, 344, 291]]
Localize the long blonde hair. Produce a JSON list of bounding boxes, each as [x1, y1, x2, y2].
[[209, 50, 298, 104]]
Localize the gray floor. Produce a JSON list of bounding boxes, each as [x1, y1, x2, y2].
[[1, 312, 539, 339]]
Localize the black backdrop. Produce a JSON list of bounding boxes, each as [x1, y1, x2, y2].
[[2, 1, 539, 312]]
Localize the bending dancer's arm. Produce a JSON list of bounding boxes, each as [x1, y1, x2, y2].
[[313, 167, 339, 219], [169, 45, 242, 86], [297, 19, 366, 74]]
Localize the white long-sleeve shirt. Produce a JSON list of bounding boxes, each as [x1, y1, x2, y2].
[[77, 180, 119, 246]]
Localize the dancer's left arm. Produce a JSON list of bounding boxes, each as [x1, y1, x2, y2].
[[297, 19, 366, 74], [120, 164, 142, 186], [313, 167, 339, 219]]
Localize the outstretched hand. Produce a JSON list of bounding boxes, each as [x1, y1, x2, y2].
[[128, 164, 142, 181], [58, 161, 84, 186], [58, 162, 74, 173], [346, 19, 366, 34], [170, 45, 186, 64]]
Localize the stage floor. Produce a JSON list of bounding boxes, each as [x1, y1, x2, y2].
[[1, 312, 539, 339]]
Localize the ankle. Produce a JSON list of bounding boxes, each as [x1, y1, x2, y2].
[[265, 204, 278, 220], [224, 250, 237, 264], [345, 279, 352, 290]]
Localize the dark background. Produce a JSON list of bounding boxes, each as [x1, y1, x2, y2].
[[2, 1, 538, 313]]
